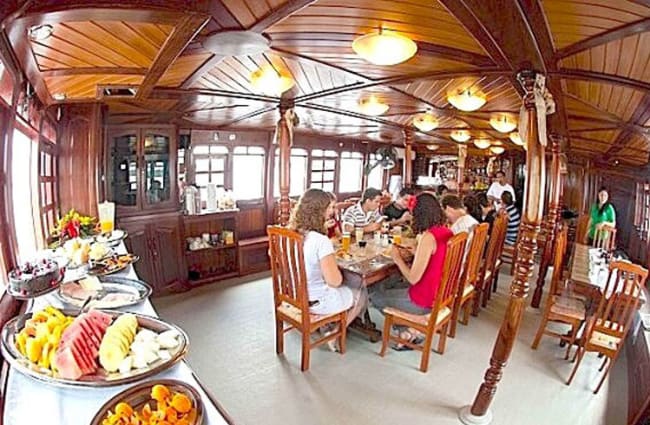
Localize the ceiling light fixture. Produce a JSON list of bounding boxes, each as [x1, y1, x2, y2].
[[352, 28, 417, 66], [447, 88, 486, 112], [473, 139, 491, 149], [509, 131, 524, 146], [52, 93, 66, 101], [490, 146, 505, 155], [450, 130, 471, 143], [250, 67, 294, 96], [489, 114, 517, 133], [358, 95, 389, 116], [29, 24, 53, 41], [413, 111, 439, 132], [202, 31, 269, 56], [426, 144, 439, 151]]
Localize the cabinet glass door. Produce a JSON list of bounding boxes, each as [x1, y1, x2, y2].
[[109, 132, 138, 207], [143, 130, 172, 207]]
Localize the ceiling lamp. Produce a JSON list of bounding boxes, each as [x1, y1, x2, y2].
[[202, 31, 269, 56], [352, 28, 417, 66], [29, 24, 53, 41], [358, 95, 389, 116], [426, 144, 439, 151], [490, 146, 505, 155], [489, 114, 517, 133], [450, 130, 471, 143], [473, 139, 491, 149], [413, 111, 439, 132], [52, 93, 66, 101], [250, 67, 294, 96], [509, 131, 524, 146], [447, 88, 486, 112]]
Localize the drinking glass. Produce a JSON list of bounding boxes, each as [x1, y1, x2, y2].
[[97, 201, 115, 234], [355, 227, 364, 242], [342, 232, 351, 252]]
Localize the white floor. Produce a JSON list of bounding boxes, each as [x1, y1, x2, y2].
[[153, 270, 627, 425]]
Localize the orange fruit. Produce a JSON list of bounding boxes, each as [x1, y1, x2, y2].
[[115, 402, 134, 417], [170, 393, 192, 414], [151, 384, 171, 402]]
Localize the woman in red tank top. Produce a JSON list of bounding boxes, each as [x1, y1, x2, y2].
[[369, 193, 452, 349]]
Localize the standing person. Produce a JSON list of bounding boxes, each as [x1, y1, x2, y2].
[[289, 189, 367, 350], [476, 192, 497, 234], [586, 187, 616, 245], [383, 188, 414, 225], [341, 187, 384, 233], [501, 191, 520, 245], [441, 194, 479, 235], [487, 170, 516, 207], [369, 193, 453, 348]]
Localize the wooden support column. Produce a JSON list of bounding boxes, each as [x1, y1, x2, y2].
[[403, 129, 413, 188], [276, 101, 294, 226], [531, 135, 563, 307], [460, 71, 546, 424], [458, 144, 467, 195]]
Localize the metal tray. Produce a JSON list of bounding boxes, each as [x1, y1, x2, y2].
[[1, 310, 188, 388], [94, 230, 128, 247], [90, 379, 204, 425], [56, 276, 152, 309], [88, 254, 139, 276]]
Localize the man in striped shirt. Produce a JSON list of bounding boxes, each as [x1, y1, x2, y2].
[[342, 188, 383, 234], [501, 191, 520, 245]]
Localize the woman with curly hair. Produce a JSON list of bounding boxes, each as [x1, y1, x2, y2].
[[370, 192, 453, 349], [289, 188, 367, 350]]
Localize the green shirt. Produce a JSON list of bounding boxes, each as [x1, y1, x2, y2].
[[588, 203, 616, 238]]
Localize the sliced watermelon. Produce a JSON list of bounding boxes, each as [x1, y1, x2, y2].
[[77, 316, 101, 351], [87, 310, 112, 327], [54, 347, 83, 380]]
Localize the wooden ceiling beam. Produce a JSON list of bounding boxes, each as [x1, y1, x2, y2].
[[6, 20, 50, 104], [136, 14, 209, 100], [41, 67, 148, 77], [604, 92, 650, 158], [567, 114, 650, 136], [213, 105, 277, 128], [556, 17, 650, 59], [249, 0, 318, 32], [553, 69, 650, 92], [152, 87, 277, 104]]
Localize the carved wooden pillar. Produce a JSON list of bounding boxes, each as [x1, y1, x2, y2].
[[276, 101, 293, 226], [460, 71, 546, 424], [458, 144, 467, 195], [403, 129, 413, 188], [531, 134, 563, 307]]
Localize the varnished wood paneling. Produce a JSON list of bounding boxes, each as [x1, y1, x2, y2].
[[159, 53, 212, 87], [564, 80, 645, 121], [43, 74, 144, 99], [238, 205, 267, 239]]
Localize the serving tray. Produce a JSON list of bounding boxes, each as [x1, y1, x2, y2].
[[56, 276, 152, 309]]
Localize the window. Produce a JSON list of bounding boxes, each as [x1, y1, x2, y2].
[[339, 151, 363, 193], [192, 144, 228, 201], [0, 59, 13, 106], [273, 148, 308, 197], [39, 141, 58, 239], [11, 126, 39, 261], [310, 149, 337, 192], [366, 152, 385, 190], [233, 146, 265, 201]]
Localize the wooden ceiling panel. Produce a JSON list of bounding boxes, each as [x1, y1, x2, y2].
[[44, 74, 144, 99], [561, 32, 650, 84], [158, 53, 212, 87], [220, 0, 294, 28], [266, 0, 486, 55], [542, 0, 650, 49], [563, 79, 645, 121]]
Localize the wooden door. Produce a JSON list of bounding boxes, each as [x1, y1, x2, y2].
[[141, 127, 178, 212], [150, 218, 185, 293], [107, 127, 140, 215], [124, 225, 157, 287]]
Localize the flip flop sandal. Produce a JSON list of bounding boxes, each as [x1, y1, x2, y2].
[[391, 334, 424, 351]]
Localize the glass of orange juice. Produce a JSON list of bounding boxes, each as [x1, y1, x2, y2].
[[342, 232, 351, 252], [98, 201, 115, 234]]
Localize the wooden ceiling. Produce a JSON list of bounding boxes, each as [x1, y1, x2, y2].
[[2, 0, 650, 164]]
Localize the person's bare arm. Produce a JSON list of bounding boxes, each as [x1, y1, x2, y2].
[[320, 254, 343, 287], [391, 232, 436, 284]]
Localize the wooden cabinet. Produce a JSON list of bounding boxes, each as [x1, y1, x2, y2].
[[118, 212, 186, 295], [106, 126, 178, 216]]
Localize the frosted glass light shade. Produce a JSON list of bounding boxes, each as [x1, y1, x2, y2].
[[358, 95, 389, 116], [352, 29, 417, 66], [413, 112, 439, 132], [489, 115, 517, 133], [450, 130, 471, 142], [490, 146, 505, 155], [473, 139, 491, 149], [250, 67, 294, 96], [447, 88, 486, 112]]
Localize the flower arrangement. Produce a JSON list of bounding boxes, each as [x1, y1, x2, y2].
[[50, 209, 97, 246]]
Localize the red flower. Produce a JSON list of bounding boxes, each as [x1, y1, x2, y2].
[[407, 195, 418, 212], [63, 220, 80, 239]]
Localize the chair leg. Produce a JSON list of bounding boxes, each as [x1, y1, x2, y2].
[[598, 356, 608, 372], [461, 298, 471, 325], [379, 314, 392, 357], [481, 277, 490, 308], [531, 315, 548, 349], [436, 324, 449, 354], [594, 356, 615, 394], [419, 331, 434, 373], [300, 330, 311, 372], [472, 288, 481, 317], [564, 324, 579, 360], [449, 300, 460, 338], [566, 347, 586, 385], [492, 270, 500, 293], [339, 315, 347, 355], [275, 319, 284, 355]]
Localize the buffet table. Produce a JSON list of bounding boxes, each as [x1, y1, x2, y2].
[[3, 245, 232, 425]]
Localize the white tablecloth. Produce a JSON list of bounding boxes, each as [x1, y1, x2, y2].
[[3, 246, 230, 425]]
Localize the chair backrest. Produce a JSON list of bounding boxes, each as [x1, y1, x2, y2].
[[483, 212, 508, 275], [429, 232, 468, 329], [591, 261, 648, 341], [267, 225, 310, 319], [461, 223, 490, 289], [549, 225, 569, 296], [575, 213, 590, 244], [593, 225, 616, 252]]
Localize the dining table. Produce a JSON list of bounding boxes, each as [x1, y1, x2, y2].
[[2, 243, 233, 425]]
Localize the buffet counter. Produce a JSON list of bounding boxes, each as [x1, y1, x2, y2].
[[3, 245, 232, 424]]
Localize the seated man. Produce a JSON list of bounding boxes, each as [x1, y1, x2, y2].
[[501, 191, 520, 245], [441, 194, 479, 235], [383, 188, 414, 225], [342, 188, 383, 234]]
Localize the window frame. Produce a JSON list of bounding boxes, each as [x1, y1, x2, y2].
[[232, 145, 266, 203]]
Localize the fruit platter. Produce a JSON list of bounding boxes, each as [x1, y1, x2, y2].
[[56, 276, 152, 309], [51, 238, 114, 269], [88, 254, 139, 276], [91, 379, 204, 425], [1, 306, 188, 387]]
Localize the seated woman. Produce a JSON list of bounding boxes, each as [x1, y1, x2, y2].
[[290, 188, 367, 350], [369, 193, 453, 349], [476, 192, 497, 234]]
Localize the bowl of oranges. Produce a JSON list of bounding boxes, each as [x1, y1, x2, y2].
[[92, 379, 203, 424]]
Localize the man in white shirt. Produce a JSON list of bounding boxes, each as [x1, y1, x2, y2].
[[441, 194, 479, 235], [487, 170, 515, 207], [341, 188, 383, 233]]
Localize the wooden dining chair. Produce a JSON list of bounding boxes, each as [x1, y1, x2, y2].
[[267, 225, 347, 371], [476, 212, 508, 310], [531, 226, 586, 358], [566, 261, 648, 393], [574, 213, 590, 244], [449, 223, 489, 338], [379, 232, 468, 373], [593, 224, 616, 252]]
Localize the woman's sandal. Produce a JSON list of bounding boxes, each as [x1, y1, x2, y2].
[[392, 331, 424, 351]]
